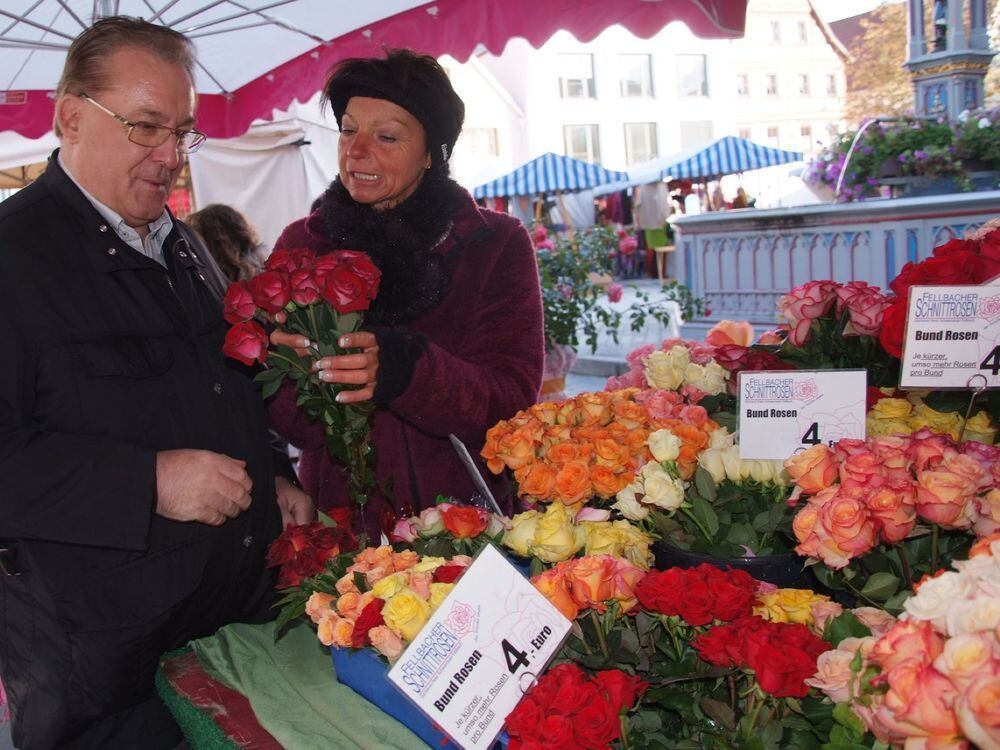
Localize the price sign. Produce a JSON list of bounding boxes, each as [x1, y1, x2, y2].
[[738, 369, 867, 459], [387, 544, 571, 750], [899, 284, 1000, 389]]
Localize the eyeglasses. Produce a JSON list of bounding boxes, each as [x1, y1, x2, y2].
[[78, 93, 207, 154]]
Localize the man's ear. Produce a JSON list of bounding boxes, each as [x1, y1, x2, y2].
[[55, 96, 82, 144]]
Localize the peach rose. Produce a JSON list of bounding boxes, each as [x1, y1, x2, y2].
[[565, 556, 616, 612], [317, 612, 355, 647], [852, 606, 898, 639], [865, 484, 917, 543], [532, 566, 578, 621], [916, 467, 977, 528], [822, 490, 878, 557], [611, 557, 646, 612], [805, 636, 875, 703], [553, 460, 593, 505], [305, 592, 336, 624], [392, 549, 419, 571], [871, 620, 945, 672], [933, 633, 999, 688], [368, 625, 405, 661], [809, 600, 845, 636], [838, 450, 884, 491], [336, 572, 360, 596], [871, 661, 962, 745], [955, 674, 1000, 750], [705, 320, 755, 347], [784, 445, 839, 495]]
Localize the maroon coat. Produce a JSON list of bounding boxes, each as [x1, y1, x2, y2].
[[267, 185, 544, 533]]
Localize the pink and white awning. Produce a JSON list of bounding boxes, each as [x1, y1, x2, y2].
[[0, 0, 747, 139]]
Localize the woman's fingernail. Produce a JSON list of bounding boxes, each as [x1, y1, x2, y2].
[[319, 371, 333, 382], [339, 336, 349, 347], [301, 338, 313, 348], [335, 392, 347, 403]]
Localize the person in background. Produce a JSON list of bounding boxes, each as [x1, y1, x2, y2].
[[268, 49, 545, 538], [188, 202, 266, 282], [731, 187, 753, 209], [0, 17, 313, 748]]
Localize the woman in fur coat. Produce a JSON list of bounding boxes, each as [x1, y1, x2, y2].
[[267, 49, 545, 537]]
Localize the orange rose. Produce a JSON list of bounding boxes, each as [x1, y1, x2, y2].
[[530, 402, 560, 426], [622, 427, 650, 455], [916, 468, 976, 528], [392, 549, 420, 572], [871, 620, 944, 672], [317, 612, 355, 647], [554, 460, 593, 505], [532, 566, 578, 621], [839, 450, 883, 490], [956, 675, 1000, 749], [612, 399, 648, 430], [785, 445, 839, 495], [590, 464, 624, 498], [440, 505, 490, 538], [865, 483, 917, 543], [705, 320, 755, 347], [593, 438, 628, 467], [305, 592, 335, 624], [545, 441, 582, 465], [481, 427, 505, 474], [969, 531, 1000, 557], [564, 556, 616, 612], [518, 462, 557, 501], [497, 426, 539, 470], [822, 489, 877, 556]]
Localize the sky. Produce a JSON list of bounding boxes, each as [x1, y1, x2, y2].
[[810, 0, 898, 22]]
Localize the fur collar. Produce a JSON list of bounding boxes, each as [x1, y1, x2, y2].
[[315, 169, 464, 326]]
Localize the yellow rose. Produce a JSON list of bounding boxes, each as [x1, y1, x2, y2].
[[639, 463, 684, 511], [871, 398, 913, 420], [382, 589, 432, 641], [683, 361, 728, 396], [963, 410, 998, 445], [429, 582, 455, 609], [910, 404, 964, 439], [532, 503, 585, 562], [866, 413, 913, 437], [648, 429, 682, 462], [371, 572, 408, 600], [644, 347, 689, 391], [582, 521, 624, 558], [613, 520, 654, 569], [412, 556, 448, 574], [754, 588, 830, 625], [503, 510, 540, 557]]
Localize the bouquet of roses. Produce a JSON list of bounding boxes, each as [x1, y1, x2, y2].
[[867, 389, 997, 445], [387, 498, 509, 557], [786, 432, 1000, 608], [807, 534, 1000, 750], [222, 247, 380, 509]]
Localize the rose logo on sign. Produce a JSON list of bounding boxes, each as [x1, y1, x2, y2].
[[446, 602, 478, 637], [978, 295, 1000, 320], [794, 379, 818, 401]]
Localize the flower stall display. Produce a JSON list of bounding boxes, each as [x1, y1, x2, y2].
[[808, 535, 1000, 750], [222, 246, 381, 508], [786, 432, 1000, 610], [867, 390, 997, 445]]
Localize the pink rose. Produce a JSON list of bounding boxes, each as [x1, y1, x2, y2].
[[916, 465, 979, 528], [852, 607, 897, 638], [606, 283, 623, 304], [836, 281, 889, 337], [871, 620, 944, 672], [808, 600, 844, 636], [222, 320, 269, 366], [705, 320, 755, 347], [871, 661, 962, 745], [222, 281, 257, 323], [388, 518, 418, 543], [778, 280, 839, 346]]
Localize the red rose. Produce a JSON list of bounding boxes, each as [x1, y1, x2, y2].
[[322, 266, 376, 314], [700, 566, 757, 622], [572, 698, 621, 749], [596, 669, 647, 710], [326, 507, 354, 529], [505, 696, 544, 741], [743, 620, 830, 698], [223, 320, 268, 366], [890, 252, 979, 297], [879, 297, 908, 358], [222, 281, 257, 323], [289, 269, 321, 306], [334, 250, 381, 286], [976, 230, 1000, 281], [264, 247, 314, 275], [308, 523, 355, 556], [350, 598, 385, 647], [550, 678, 601, 717], [432, 564, 467, 584], [692, 621, 745, 667], [675, 571, 714, 626], [538, 715, 576, 750], [247, 270, 291, 314], [440, 505, 489, 538], [635, 568, 684, 615], [277, 564, 304, 589]]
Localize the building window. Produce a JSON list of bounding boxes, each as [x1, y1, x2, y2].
[[771, 21, 781, 43], [459, 127, 499, 158], [619, 54, 653, 98], [798, 74, 810, 95], [624, 122, 658, 165], [826, 74, 837, 95], [679, 120, 714, 149], [737, 73, 749, 96], [800, 124, 812, 139], [558, 54, 596, 98], [739, 126, 753, 140], [677, 54, 708, 97], [798, 21, 808, 42], [564, 124, 602, 163], [766, 74, 778, 96], [767, 126, 779, 144]]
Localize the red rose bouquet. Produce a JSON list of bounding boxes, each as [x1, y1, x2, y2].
[[222, 247, 380, 510]]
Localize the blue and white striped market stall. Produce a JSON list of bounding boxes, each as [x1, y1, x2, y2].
[[659, 136, 803, 181], [473, 152, 628, 198]]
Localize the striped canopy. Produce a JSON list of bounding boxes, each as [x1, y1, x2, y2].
[[660, 136, 803, 181], [473, 153, 629, 198]]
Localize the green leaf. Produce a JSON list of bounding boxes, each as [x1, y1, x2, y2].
[[824, 612, 873, 645], [860, 571, 900, 601], [260, 374, 284, 400], [688, 495, 720, 540], [694, 466, 718, 501], [698, 698, 736, 731], [832, 703, 868, 740]]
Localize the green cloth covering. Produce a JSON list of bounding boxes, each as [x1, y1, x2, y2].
[[644, 227, 669, 248], [155, 649, 239, 750], [191, 620, 425, 749]]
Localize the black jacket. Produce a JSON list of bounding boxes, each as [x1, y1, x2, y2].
[[0, 153, 281, 748]]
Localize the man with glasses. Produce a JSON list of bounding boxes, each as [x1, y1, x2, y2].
[[0, 17, 313, 749]]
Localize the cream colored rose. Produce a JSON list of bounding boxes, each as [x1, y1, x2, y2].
[[698, 448, 727, 484], [648, 429, 682, 463], [644, 347, 689, 391], [532, 503, 585, 563], [382, 589, 432, 641], [371, 572, 408, 600], [684, 361, 728, 396], [944, 598, 1000, 637], [721, 445, 747, 482], [934, 633, 997, 685], [708, 427, 736, 450], [639, 462, 685, 511], [503, 510, 540, 557], [905, 571, 976, 629], [613, 482, 649, 521]]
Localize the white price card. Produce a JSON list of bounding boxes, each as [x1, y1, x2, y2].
[[899, 284, 1000, 389], [387, 544, 571, 750], [738, 369, 867, 460]]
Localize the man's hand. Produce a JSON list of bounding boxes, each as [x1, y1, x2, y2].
[[275, 475, 315, 526], [155, 449, 253, 525]]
